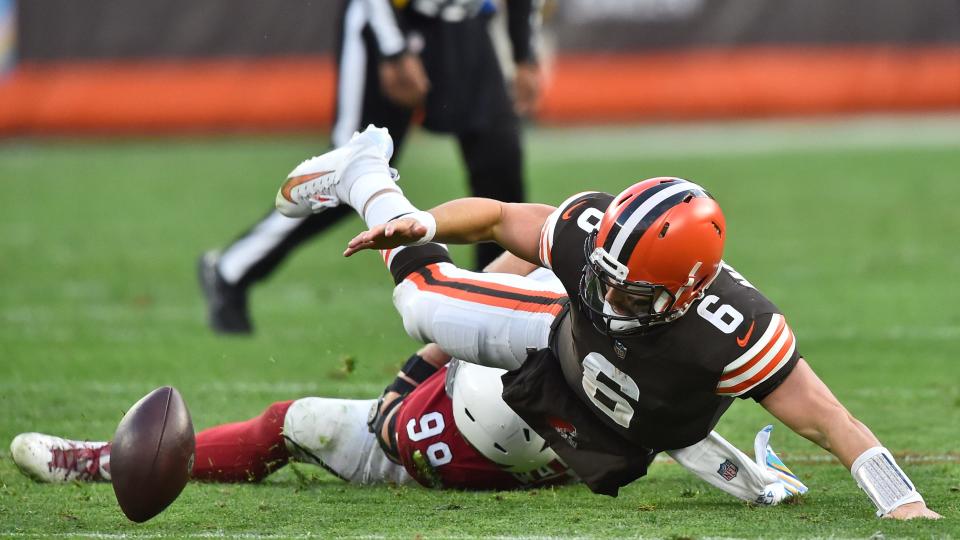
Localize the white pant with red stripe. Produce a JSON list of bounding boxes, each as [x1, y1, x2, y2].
[[392, 263, 566, 370]]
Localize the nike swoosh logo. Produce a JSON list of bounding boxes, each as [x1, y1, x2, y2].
[[562, 200, 588, 220], [736, 320, 756, 348], [281, 170, 334, 203]]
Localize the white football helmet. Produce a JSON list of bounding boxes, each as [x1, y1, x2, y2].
[[450, 361, 560, 473]]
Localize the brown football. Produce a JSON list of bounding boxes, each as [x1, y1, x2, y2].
[[110, 386, 195, 523]]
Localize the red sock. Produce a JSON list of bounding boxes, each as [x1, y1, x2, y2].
[[191, 400, 294, 482]]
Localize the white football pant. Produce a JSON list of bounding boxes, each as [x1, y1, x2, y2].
[[283, 397, 413, 486], [392, 263, 565, 370]]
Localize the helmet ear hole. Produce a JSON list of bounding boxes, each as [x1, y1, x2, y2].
[[658, 223, 670, 238], [712, 222, 722, 236]]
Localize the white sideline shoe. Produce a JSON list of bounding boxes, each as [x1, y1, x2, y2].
[[753, 425, 808, 505], [275, 125, 398, 218], [10, 433, 110, 482]]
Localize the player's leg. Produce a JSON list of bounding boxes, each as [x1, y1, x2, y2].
[[10, 401, 296, 484], [276, 151, 560, 370], [283, 397, 412, 485], [388, 246, 566, 369], [189, 401, 294, 482], [199, 0, 412, 335], [200, 208, 353, 334], [11, 398, 410, 486], [457, 123, 525, 269], [273, 98, 563, 371], [453, 22, 525, 269]]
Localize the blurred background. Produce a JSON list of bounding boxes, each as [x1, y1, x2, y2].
[[2, 0, 959, 134]]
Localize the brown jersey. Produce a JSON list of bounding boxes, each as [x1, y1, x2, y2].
[[537, 192, 799, 451]]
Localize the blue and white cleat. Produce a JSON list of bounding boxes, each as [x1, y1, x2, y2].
[[754, 425, 809, 502], [275, 125, 398, 218]]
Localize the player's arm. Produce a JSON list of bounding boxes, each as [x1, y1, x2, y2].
[[760, 359, 941, 520], [344, 198, 555, 265], [505, 0, 542, 115], [361, 0, 429, 108]]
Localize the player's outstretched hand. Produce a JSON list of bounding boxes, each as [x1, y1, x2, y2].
[[884, 501, 942, 520], [344, 217, 428, 257]]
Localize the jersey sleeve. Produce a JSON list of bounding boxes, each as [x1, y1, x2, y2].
[[539, 191, 596, 268], [506, 0, 540, 63], [715, 312, 800, 400], [364, 0, 407, 58], [540, 191, 612, 272]]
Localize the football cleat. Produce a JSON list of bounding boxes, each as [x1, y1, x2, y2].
[[10, 433, 110, 483], [275, 125, 398, 218], [197, 250, 252, 335], [754, 425, 808, 501]]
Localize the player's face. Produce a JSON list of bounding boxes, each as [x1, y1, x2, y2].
[[604, 287, 653, 317]]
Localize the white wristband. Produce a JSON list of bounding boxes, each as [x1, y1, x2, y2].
[[399, 211, 437, 246], [850, 446, 924, 517]]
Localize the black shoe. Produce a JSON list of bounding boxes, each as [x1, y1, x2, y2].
[[197, 251, 253, 335]]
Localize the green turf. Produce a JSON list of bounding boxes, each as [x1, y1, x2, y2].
[[1, 118, 959, 538]]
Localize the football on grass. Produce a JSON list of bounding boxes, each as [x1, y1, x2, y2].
[[111, 386, 195, 523]]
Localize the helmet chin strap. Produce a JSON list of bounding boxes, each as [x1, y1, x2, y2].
[[603, 301, 642, 332]]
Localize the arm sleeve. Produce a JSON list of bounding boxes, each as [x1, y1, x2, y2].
[[715, 313, 800, 400], [363, 0, 407, 58], [506, 0, 541, 63]]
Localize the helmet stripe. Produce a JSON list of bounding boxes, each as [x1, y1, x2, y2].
[[608, 181, 706, 261], [614, 191, 699, 264], [600, 180, 676, 252]]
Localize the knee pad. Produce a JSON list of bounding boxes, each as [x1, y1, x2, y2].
[[283, 398, 410, 485]]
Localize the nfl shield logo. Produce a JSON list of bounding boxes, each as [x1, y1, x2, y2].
[[717, 459, 739, 481], [613, 340, 628, 359]]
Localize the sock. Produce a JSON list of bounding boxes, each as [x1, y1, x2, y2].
[[362, 190, 419, 229], [385, 244, 452, 285], [191, 400, 294, 482]]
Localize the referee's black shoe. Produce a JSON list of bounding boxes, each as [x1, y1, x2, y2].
[[198, 251, 253, 335]]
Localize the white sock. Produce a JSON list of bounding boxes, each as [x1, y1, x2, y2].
[[362, 189, 419, 228]]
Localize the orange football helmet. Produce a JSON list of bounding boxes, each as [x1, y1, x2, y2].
[[579, 177, 726, 335]]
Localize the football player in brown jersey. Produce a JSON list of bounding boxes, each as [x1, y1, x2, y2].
[[276, 126, 939, 519]]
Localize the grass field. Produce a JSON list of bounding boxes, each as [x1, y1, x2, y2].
[[1, 115, 959, 539]]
